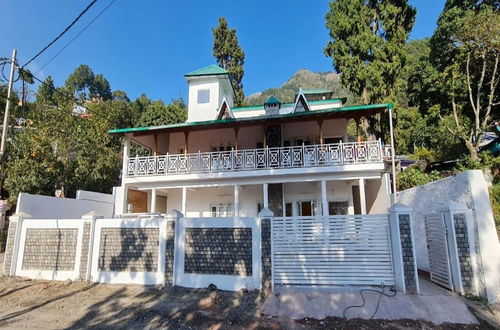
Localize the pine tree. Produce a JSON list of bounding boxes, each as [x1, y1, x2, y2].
[[35, 76, 56, 105], [324, 0, 416, 105], [212, 17, 246, 106]]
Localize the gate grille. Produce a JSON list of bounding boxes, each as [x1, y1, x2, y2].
[[425, 213, 453, 290], [272, 215, 395, 286]]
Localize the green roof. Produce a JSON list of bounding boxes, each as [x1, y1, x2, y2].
[[302, 89, 332, 94], [264, 96, 282, 105], [109, 103, 392, 135], [185, 64, 228, 77], [232, 97, 345, 112]]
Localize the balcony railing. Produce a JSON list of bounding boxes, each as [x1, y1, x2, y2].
[[127, 140, 389, 177]]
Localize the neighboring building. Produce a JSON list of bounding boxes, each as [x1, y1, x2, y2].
[[109, 64, 394, 218]]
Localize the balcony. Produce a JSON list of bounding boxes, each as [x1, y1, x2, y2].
[[126, 140, 389, 177]]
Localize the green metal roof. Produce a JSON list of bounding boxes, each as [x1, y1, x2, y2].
[[232, 97, 345, 112], [264, 96, 282, 105], [302, 88, 332, 94], [109, 103, 392, 135], [185, 64, 228, 77]]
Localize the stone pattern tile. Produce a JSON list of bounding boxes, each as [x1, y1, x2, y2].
[[261, 219, 272, 289], [184, 228, 252, 276], [98, 228, 159, 272], [165, 220, 175, 285], [22, 229, 78, 271], [399, 214, 417, 293], [453, 213, 474, 294], [2, 220, 17, 274], [79, 222, 91, 280]]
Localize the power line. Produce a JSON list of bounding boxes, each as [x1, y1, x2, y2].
[[36, 0, 117, 75], [22, 0, 100, 69]]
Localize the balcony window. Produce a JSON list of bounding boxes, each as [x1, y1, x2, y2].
[[328, 201, 349, 215]]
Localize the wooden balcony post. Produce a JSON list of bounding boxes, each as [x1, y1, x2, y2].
[[318, 119, 324, 146], [234, 127, 239, 151], [153, 134, 158, 156], [184, 131, 189, 155]]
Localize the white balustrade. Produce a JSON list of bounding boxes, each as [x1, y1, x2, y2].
[[126, 141, 388, 177]]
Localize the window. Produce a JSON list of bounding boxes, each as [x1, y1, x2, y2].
[[324, 137, 343, 145], [210, 204, 232, 217], [328, 201, 349, 215], [297, 201, 317, 216], [197, 89, 210, 104]]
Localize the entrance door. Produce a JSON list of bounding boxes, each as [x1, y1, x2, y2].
[[300, 202, 312, 216], [425, 213, 454, 290]]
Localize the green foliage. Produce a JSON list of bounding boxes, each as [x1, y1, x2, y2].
[[35, 76, 56, 106], [490, 184, 500, 233], [324, 0, 416, 104], [411, 147, 436, 163], [136, 99, 187, 127], [397, 167, 441, 190], [212, 17, 246, 106], [65, 64, 112, 101]]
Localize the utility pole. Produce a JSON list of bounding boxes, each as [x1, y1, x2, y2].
[[0, 49, 17, 198], [0, 49, 17, 158]]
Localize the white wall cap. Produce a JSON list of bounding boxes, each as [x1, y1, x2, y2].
[[167, 209, 184, 218], [258, 208, 274, 218], [11, 212, 33, 219], [388, 202, 413, 212], [82, 210, 104, 218]]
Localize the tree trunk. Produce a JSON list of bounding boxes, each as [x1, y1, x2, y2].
[[465, 140, 480, 162]]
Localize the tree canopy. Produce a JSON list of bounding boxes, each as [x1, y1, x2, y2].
[[212, 17, 246, 106]]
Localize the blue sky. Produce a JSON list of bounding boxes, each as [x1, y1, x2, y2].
[[0, 0, 445, 102]]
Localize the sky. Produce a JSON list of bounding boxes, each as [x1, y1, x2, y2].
[[0, 0, 445, 102]]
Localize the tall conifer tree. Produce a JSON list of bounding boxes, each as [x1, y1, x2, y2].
[[212, 17, 246, 106]]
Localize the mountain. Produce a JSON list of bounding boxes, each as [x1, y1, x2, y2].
[[245, 69, 353, 106]]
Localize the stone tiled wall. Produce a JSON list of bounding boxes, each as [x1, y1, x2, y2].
[[2, 220, 17, 274], [399, 214, 417, 293], [79, 222, 91, 280], [261, 219, 272, 289], [22, 229, 78, 271], [184, 228, 252, 276], [165, 220, 175, 285], [98, 228, 159, 272], [453, 213, 474, 294]]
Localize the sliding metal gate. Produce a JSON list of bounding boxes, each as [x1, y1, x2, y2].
[[425, 213, 453, 290], [272, 214, 395, 286]]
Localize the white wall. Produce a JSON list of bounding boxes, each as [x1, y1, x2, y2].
[[76, 190, 114, 204], [187, 77, 220, 122], [16, 191, 114, 219], [397, 170, 500, 302]]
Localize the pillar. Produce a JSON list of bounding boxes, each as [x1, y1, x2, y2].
[[234, 185, 240, 217], [151, 188, 157, 213], [263, 183, 269, 209], [359, 178, 367, 214], [389, 203, 419, 294], [181, 187, 187, 215], [81, 211, 103, 281], [321, 180, 329, 216]]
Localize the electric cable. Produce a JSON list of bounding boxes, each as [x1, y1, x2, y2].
[[342, 285, 397, 320], [22, 0, 100, 69], [35, 0, 117, 75]]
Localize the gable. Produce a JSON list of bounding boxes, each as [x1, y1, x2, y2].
[[216, 98, 234, 120], [293, 90, 311, 113]]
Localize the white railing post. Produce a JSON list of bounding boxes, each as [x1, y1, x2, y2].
[[197, 150, 201, 172], [339, 140, 344, 164], [302, 142, 306, 167], [378, 138, 383, 162], [134, 155, 139, 175]]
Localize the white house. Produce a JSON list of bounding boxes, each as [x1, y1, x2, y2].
[[110, 64, 395, 219]]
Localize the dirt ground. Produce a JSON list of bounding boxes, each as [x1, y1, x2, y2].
[[0, 276, 492, 329]]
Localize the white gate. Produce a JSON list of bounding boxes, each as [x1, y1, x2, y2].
[[272, 214, 395, 286], [425, 213, 453, 290]]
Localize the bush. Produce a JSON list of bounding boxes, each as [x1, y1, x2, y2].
[[397, 167, 440, 190], [490, 184, 500, 235]]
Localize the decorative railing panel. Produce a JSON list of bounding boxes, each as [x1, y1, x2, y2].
[[126, 141, 388, 177]]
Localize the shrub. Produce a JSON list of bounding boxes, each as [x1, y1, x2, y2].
[[397, 167, 440, 190]]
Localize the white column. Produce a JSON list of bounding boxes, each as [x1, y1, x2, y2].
[[321, 180, 329, 216], [234, 185, 240, 218], [181, 187, 187, 216], [359, 178, 367, 214], [151, 188, 157, 213], [263, 183, 269, 209], [122, 136, 130, 179]]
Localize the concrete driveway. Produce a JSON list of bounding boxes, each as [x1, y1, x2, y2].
[[263, 277, 478, 325]]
